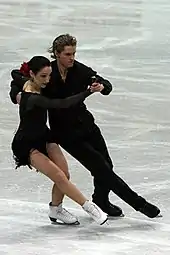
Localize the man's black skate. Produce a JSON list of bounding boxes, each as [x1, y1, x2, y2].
[[139, 202, 161, 218], [92, 198, 124, 217], [107, 202, 124, 217]]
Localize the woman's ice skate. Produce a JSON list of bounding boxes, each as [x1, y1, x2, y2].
[[49, 202, 79, 225], [82, 200, 108, 225]]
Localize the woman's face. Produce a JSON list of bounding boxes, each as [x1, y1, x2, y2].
[[31, 66, 52, 88]]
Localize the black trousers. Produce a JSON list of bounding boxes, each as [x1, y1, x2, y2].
[[58, 124, 146, 210]]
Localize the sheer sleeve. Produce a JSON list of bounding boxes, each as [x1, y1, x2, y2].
[[27, 90, 92, 110]]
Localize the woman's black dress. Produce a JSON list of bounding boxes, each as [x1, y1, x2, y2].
[[12, 89, 91, 169]]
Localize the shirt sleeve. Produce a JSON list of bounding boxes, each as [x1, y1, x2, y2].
[[9, 80, 22, 104], [9, 70, 28, 104], [27, 90, 92, 110], [85, 66, 113, 95], [94, 74, 113, 95]]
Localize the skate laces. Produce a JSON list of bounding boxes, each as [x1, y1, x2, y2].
[[55, 204, 74, 217], [60, 208, 75, 218], [86, 203, 101, 218], [62, 208, 71, 215]]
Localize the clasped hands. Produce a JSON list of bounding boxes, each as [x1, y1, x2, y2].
[[89, 82, 104, 93]]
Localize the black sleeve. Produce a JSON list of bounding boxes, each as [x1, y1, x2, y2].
[[9, 70, 28, 104], [9, 80, 21, 104], [85, 66, 113, 95], [94, 74, 113, 95], [27, 90, 92, 110]]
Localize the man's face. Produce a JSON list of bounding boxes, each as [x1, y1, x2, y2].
[[56, 46, 76, 68]]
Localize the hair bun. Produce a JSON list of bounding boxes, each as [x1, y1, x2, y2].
[[20, 62, 30, 76]]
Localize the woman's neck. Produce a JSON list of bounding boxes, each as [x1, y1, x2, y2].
[[23, 80, 41, 94]]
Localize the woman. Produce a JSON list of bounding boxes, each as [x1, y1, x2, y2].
[[11, 56, 108, 226]]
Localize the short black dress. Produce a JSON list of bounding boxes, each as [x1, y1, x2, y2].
[[12, 89, 91, 169]]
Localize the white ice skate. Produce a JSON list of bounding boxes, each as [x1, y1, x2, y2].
[[49, 203, 79, 225], [82, 201, 108, 225]]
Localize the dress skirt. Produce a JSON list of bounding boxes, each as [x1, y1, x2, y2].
[[12, 128, 55, 169]]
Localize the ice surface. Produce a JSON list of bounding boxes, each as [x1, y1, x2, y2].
[[0, 0, 170, 254]]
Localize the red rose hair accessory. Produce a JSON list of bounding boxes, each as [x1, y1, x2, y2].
[[20, 62, 30, 76]]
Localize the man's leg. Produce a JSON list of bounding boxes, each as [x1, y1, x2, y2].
[[87, 124, 113, 168], [59, 134, 122, 216], [60, 138, 160, 218], [85, 124, 123, 216]]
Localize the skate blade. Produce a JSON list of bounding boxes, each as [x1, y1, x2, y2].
[[100, 217, 108, 225], [51, 219, 80, 226], [108, 213, 125, 219], [156, 213, 163, 218]]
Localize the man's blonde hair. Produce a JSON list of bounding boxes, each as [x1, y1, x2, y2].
[[48, 34, 77, 59]]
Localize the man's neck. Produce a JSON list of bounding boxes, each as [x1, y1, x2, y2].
[[57, 60, 67, 74], [57, 60, 68, 81]]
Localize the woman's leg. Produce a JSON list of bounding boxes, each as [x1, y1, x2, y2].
[[30, 149, 107, 225], [30, 149, 86, 205], [46, 143, 69, 206], [46, 143, 76, 224]]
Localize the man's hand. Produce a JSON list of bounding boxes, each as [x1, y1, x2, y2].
[[16, 92, 21, 104], [90, 82, 104, 92]]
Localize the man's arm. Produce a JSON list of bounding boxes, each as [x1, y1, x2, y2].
[[92, 74, 113, 95], [9, 80, 21, 104], [83, 64, 113, 95], [9, 70, 28, 104]]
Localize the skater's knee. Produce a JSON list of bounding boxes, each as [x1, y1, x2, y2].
[[64, 171, 70, 180], [53, 171, 67, 185], [91, 162, 113, 179], [93, 166, 114, 186], [59, 162, 70, 180], [47, 143, 69, 177], [60, 158, 69, 179]]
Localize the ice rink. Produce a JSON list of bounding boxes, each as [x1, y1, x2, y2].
[[0, 0, 170, 254]]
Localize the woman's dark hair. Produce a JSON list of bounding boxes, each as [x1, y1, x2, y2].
[[48, 34, 77, 59], [20, 56, 51, 76]]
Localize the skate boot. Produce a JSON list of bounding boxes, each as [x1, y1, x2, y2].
[[92, 194, 124, 217], [139, 201, 161, 218], [49, 202, 80, 225], [82, 200, 108, 225]]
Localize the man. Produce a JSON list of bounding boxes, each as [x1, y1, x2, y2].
[[9, 34, 160, 218]]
